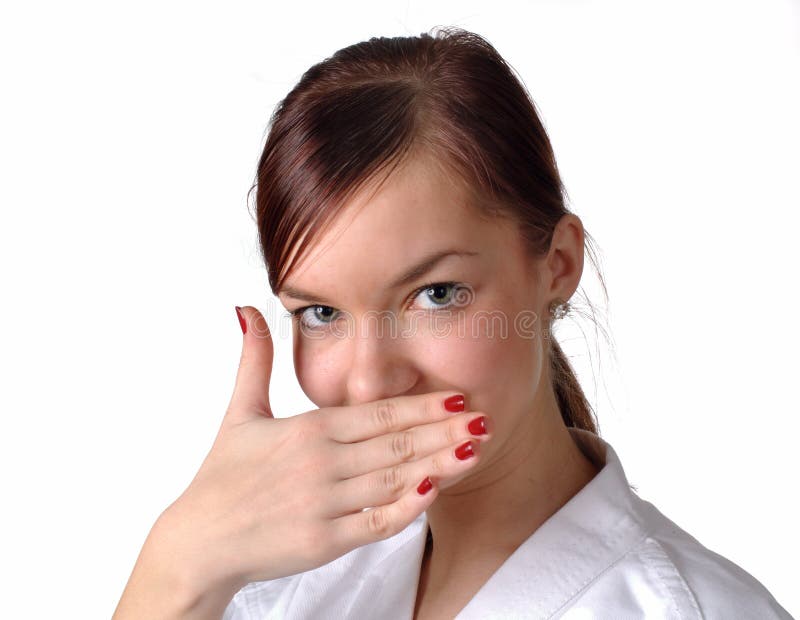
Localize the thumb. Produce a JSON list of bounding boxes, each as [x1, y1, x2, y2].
[[225, 305, 275, 424]]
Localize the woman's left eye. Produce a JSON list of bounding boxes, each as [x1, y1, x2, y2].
[[410, 281, 462, 310]]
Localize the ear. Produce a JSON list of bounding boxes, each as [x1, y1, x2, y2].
[[543, 214, 585, 304]]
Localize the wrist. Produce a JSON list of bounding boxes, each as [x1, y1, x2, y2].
[[149, 506, 248, 600], [113, 511, 245, 620]]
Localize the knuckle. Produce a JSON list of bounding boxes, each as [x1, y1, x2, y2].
[[312, 410, 330, 435], [445, 420, 459, 445], [422, 396, 435, 422], [381, 465, 406, 496], [372, 399, 399, 431], [430, 454, 446, 475], [305, 448, 331, 479], [390, 430, 416, 462], [293, 416, 321, 443], [366, 506, 393, 538]]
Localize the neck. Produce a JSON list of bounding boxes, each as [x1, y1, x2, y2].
[[421, 382, 600, 586]]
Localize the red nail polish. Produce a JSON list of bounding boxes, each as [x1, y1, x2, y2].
[[417, 476, 433, 495], [468, 416, 488, 436], [444, 394, 465, 413], [455, 441, 475, 460], [235, 306, 247, 334]]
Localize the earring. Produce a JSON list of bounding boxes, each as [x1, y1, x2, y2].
[[549, 298, 570, 320]]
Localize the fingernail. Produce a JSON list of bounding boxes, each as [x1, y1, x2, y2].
[[235, 306, 247, 334], [417, 476, 433, 495], [468, 416, 488, 436], [455, 440, 475, 460], [443, 394, 465, 413]]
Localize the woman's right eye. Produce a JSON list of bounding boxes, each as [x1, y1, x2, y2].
[[290, 305, 339, 330]]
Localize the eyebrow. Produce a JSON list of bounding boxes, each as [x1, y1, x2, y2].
[[278, 249, 479, 305]]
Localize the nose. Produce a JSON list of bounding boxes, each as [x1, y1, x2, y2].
[[346, 313, 418, 405]]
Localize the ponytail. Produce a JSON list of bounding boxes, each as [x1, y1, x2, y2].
[[550, 335, 599, 434]]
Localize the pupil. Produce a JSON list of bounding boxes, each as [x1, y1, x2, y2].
[[431, 284, 449, 301]]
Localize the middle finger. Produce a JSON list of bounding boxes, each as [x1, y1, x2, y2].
[[331, 411, 493, 480]]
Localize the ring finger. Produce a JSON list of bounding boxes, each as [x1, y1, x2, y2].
[[326, 437, 486, 518]]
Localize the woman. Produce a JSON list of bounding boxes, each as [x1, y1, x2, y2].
[[114, 28, 792, 619]]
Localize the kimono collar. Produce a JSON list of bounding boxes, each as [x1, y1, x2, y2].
[[346, 428, 651, 619]]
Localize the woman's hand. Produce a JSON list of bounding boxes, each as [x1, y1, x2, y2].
[[113, 305, 492, 619]]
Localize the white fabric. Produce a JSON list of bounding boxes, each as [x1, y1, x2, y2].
[[221, 428, 793, 619]]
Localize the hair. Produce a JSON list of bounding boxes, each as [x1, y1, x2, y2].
[[249, 27, 609, 435]]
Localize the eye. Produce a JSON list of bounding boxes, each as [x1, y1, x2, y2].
[[286, 281, 467, 333], [288, 305, 339, 330], [409, 281, 462, 311]]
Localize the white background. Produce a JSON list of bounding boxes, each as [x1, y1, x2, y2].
[[1, 1, 798, 617]]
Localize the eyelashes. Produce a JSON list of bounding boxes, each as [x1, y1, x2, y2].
[[286, 281, 468, 331]]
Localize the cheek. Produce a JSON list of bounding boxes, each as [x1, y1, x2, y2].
[[414, 316, 544, 418], [293, 339, 347, 409]]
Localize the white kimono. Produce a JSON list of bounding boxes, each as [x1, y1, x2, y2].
[[222, 428, 792, 619]]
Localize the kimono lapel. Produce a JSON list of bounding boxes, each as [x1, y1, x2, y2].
[[455, 429, 651, 619], [344, 510, 430, 620]]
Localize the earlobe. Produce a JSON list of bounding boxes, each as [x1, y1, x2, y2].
[[549, 298, 570, 321]]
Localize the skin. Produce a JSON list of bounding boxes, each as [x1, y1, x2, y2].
[[277, 149, 600, 619]]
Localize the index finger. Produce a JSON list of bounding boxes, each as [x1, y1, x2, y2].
[[320, 391, 466, 444]]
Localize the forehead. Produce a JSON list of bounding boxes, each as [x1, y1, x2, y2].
[[280, 153, 514, 301]]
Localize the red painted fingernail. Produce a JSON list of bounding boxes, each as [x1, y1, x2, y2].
[[455, 441, 475, 460], [417, 476, 433, 495], [235, 306, 247, 334], [468, 416, 488, 436], [443, 394, 465, 413]]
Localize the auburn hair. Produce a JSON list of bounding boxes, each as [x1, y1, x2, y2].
[[249, 27, 608, 433]]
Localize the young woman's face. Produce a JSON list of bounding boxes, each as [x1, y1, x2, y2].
[[277, 152, 579, 478]]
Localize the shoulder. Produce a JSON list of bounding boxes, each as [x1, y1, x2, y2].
[[574, 497, 793, 619], [644, 502, 791, 619]]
